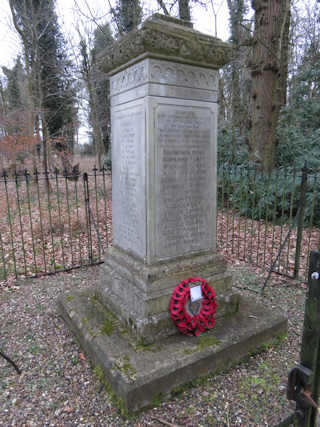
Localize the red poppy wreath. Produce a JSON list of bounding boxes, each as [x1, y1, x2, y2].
[[169, 277, 217, 336]]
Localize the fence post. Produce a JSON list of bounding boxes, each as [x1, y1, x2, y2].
[[279, 251, 320, 427], [3, 170, 18, 279], [294, 165, 308, 279], [298, 251, 320, 426], [83, 172, 93, 264]]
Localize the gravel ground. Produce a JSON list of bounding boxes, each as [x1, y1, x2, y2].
[[0, 264, 305, 426]]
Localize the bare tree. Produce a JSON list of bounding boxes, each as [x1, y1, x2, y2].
[[79, 23, 113, 169], [9, 0, 77, 176], [8, 0, 37, 143]]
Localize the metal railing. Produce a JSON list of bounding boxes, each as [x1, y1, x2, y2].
[[217, 164, 320, 281], [0, 168, 111, 285], [0, 164, 319, 285]]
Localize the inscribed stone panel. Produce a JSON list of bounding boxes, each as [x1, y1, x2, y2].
[[154, 104, 215, 259], [112, 102, 146, 258]]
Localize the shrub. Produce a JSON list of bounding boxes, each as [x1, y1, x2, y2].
[[217, 127, 249, 166], [217, 165, 320, 227]]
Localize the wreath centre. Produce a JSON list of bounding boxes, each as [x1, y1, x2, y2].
[[169, 277, 217, 337]]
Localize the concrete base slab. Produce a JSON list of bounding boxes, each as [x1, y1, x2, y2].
[[57, 290, 287, 413]]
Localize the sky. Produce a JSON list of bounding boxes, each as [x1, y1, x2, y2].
[[0, 0, 231, 70], [0, 0, 232, 144]]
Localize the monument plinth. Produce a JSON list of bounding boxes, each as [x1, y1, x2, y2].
[[58, 14, 287, 413]]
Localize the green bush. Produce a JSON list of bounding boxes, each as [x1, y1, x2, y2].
[[276, 55, 320, 170], [217, 127, 249, 166], [217, 165, 320, 227]]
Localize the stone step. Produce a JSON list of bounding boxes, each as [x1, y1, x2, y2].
[[57, 290, 287, 413]]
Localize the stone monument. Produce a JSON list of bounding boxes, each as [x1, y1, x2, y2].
[[98, 14, 238, 344], [58, 14, 287, 413]]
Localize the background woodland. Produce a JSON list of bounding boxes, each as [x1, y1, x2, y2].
[[0, 0, 318, 177]]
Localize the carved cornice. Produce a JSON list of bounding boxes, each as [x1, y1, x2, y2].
[[100, 14, 234, 75]]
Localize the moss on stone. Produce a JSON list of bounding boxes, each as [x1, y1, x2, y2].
[[246, 332, 287, 358], [113, 355, 137, 382], [135, 340, 162, 352], [197, 335, 220, 350], [180, 334, 220, 356], [91, 294, 117, 318], [182, 346, 198, 355], [152, 392, 165, 406], [92, 364, 129, 417], [81, 316, 89, 325], [101, 319, 115, 336], [89, 294, 118, 336], [80, 316, 99, 338]]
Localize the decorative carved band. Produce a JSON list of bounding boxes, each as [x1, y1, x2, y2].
[[110, 59, 219, 96], [110, 62, 148, 96], [149, 60, 218, 91]]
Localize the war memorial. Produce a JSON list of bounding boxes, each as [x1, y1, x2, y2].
[[58, 14, 287, 413]]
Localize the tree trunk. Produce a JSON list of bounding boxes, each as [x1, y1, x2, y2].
[[80, 40, 104, 169], [87, 76, 103, 169], [41, 115, 49, 174], [278, 1, 290, 107], [218, 75, 226, 124], [179, 0, 191, 21], [248, 0, 291, 171], [227, 0, 247, 161]]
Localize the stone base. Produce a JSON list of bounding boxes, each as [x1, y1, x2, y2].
[[98, 247, 237, 344], [57, 290, 287, 413]]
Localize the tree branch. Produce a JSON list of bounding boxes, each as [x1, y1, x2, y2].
[[0, 349, 21, 375], [156, 0, 170, 15], [151, 418, 181, 427]]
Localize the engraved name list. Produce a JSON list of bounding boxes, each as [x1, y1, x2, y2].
[[113, 105, 146, 258], [155, 105, 214, 259]]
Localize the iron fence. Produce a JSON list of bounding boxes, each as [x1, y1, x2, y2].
[[0, 164, 319, 285], [0, 168, 111, 285], [217, 164, 320, 281]]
